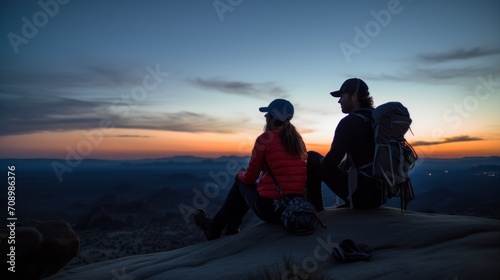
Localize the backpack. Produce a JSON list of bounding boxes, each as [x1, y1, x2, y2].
[[351, 102, 418, 210], [266, 165, 320, 235]]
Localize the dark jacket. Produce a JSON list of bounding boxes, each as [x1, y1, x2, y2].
[[323, 108, 375, 176]]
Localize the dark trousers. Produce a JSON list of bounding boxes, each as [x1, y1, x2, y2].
[[211, 178, 281, 235], [306, 151, 382, 210]]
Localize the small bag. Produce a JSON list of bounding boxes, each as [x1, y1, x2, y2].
[[266, 165, 319, 235], [280, 196, 318, 235]]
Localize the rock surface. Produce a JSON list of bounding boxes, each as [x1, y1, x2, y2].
[[50, 207, 500, 279], [1, 220, 79, 280]]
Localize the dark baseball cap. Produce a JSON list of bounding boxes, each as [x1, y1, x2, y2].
[[330, 78, 369, 97], [259, 99, 294, 122]]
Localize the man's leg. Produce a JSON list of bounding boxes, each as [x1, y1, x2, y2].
[[306, 151, 326, 211], [352, 176, 383, 208], [323, 167, 349, 201], [316, 153, 350, 206]]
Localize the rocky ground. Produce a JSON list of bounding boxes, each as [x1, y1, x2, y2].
[[65, 224, 205, 271], [51, 207, 500, 280]]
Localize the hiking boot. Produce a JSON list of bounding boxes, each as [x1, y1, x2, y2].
[[194, 209, 220, 241], [335, 202, 350, 209], [333, 239, 373, 262], [223, 225, 240, 236]]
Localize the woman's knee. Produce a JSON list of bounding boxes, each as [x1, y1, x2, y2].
[[307, 151, 323, 161], [307, 151, 324, 171]]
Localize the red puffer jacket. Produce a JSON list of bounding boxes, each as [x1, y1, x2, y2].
[[237, 130, 307, 199]]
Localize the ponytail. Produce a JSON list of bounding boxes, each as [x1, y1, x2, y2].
[[265, 115, 307, 158], [281, 121, 307, 158]]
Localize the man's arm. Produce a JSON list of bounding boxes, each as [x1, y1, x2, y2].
[[322, 117, 352, 170]]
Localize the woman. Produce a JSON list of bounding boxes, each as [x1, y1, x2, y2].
[[194, 99, 308, 240]]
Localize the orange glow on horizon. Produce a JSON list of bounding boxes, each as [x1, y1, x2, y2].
[[413, 139, 500, 158], [0, 129, 498, 160], [0, 129, 257, 160]]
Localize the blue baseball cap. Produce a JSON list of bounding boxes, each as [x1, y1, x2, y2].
[[259, 99, 294, 122]]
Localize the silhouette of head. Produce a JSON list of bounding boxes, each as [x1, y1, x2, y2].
[[259, 99, 294, 122]]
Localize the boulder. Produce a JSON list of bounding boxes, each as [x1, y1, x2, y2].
[[1, 220, 79, 280]]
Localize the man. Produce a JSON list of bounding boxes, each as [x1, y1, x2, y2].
[[306, 78, 382, 210]]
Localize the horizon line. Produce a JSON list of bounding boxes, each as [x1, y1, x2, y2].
[[1, 155, 499, 162]]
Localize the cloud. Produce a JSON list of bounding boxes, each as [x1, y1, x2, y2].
[[296, 128, 316, 134], [418, 47, 500, 63], [117, 111, 247, 134], [0, 66, 248, 136], [0, 64, 143, 90], [0, 66, 120, 136], [106, 135, 154, 138], [411, 135, 483, 146], [0, 92, 247, 135], [189, 78, 287, 98], [362, 46, 500, 84], [0, 94, 111, 136], [364, 66, 492, 84]]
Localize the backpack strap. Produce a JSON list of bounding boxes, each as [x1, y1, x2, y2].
[[265, 163, 286, 201], [350, 108, 373, 118], [341, 153, 364, 210], [345, 158, 376, 209], [347, 162, 358, 210], [350, 112, 371, 123], [358, 162, 373, 177], [401, 178, 415, 211]]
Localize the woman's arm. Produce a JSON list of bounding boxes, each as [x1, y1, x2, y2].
[[237, 132, 268, 184]]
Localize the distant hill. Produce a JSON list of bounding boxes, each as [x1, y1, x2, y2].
[[413, 156, 500, 171], [1, 155, 495, 171], [0, 155, 250, 170], [5, 155, 500, 224]]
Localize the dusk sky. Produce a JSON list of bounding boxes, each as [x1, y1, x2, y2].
[[1, 0, 499, 159]]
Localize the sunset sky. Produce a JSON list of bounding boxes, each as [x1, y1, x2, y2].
[[1, 0, 499, 160]]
